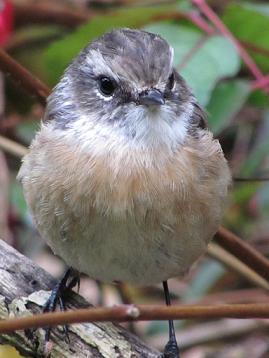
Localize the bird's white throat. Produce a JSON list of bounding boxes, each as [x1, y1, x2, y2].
[[49, 100, 194, 160]]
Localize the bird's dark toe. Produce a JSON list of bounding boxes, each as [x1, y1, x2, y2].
[[42, 268, 79, 344], [161, 340, 180, 357]]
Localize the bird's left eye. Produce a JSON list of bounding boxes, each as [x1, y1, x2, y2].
[[99, 76, 116, 96], [167, 72, 175, 90]]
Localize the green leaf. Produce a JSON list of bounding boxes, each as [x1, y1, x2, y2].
[[145, 23, 240, 105], [248, 89, 269, 108], [243, 3, 269, 17], [12, 25, 62, 83], [44, 5, 175, 85], [206, 80, 250, 134], [233, 183, 259, 206], [223, 3, 269, 72], [257, 182, 269, 212], [45, 17, 240, 106], [182, 260, 225, 302], [176, 0, 194, 12], [10, 180, 28, 220], [16, 121, 39, 144]]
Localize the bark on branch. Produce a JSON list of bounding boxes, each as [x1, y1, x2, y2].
[[0, 239, 159, 357]]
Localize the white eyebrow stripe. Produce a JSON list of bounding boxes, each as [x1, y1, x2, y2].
[[169, 45, 174, 70], [85, 49, 119, 82]]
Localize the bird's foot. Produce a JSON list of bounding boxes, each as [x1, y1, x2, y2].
[[43, 268, 79, 344], [161, 339, 180, 357], [161, 281, 180, 358]]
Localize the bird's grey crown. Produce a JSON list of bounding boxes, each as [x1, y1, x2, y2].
[[83, 28, 173, 86], [45, 28, 207, 135]]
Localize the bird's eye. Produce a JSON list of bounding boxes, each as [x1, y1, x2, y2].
[[167, 72, 175, 90], [99, 76, 116, 96]]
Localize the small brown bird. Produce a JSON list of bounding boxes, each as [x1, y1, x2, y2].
[[18, 28, 231, 357]]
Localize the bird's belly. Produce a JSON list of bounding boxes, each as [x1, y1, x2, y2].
[[45, 211, 211, 285], [21, 130, 230, 285]]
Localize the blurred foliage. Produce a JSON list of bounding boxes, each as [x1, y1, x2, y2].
[[223, 2, 269, 72], [44, 4, 176, 85], [240, 111, 269, 176], [2, 0, 269, 356], [207, 80, 250, 133], [145, 23, 240, 105]]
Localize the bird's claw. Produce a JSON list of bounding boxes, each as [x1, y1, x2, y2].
[[161, 340, 180, 357], [42, 268, 79, 344]]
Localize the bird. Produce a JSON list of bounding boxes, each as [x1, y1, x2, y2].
[[18, 28, 231, 357]]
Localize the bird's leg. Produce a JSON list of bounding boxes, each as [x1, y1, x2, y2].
[[162, 281, 180, 358], [43, 267, 80, 343]]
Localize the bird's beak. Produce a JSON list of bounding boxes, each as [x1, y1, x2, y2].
[[139, 89, 165, 106]]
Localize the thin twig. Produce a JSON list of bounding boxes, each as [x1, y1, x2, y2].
[[191, 0, 269, 97], [151, 319, 269, 350], [117, 283, 133, 305], [215, 227, 269, 282], [0, 152, 11, 244], [99, 0, 177, 7], [0, 49, 50, 105], [194, 289, 269, 305], [14, 3, 190, 31], [151, 11, 214, 35], [177, 34, 209, 71], [233, 177, 269, 182], [252, 74, 269, 91], [1, 303, 269, 334], [5, 33, 63, 53], [14, 0, 269, 62], [117, 282, 137, 333], [187, 11, 214, 34], [208, 243, 269, 292], [12, 2, 269, 61], [0, 135, 28, 158], [14, 3, 93, 28]]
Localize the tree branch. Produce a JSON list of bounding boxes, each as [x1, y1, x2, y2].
[[0, 134, 28, 158], [191, 0, 264, 81], [214, 227, 269, 282], [233, 176, 269, 182], [0, 239, 158, 357], [0, 239, 269, 340], [14, 2, 94, 28], [0, 48, 50, 105], [208, 243, 269, 292]]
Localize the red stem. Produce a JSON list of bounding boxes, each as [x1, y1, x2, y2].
[[252, 73, 269, 91], [191, 0, 264, 81], [186, 11, 215, 35]]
